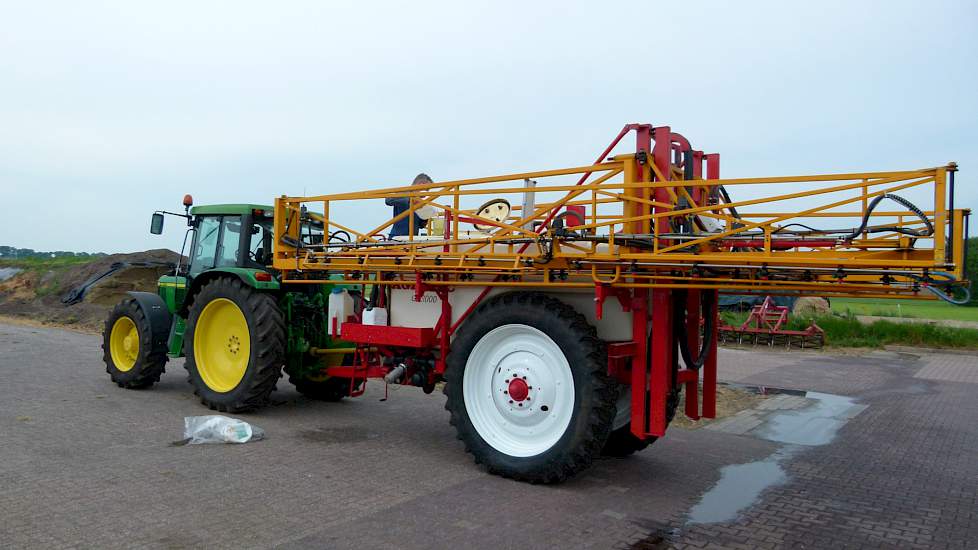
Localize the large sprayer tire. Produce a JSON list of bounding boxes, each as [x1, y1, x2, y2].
[[102, 298, 168, 388], [444, 292, 617, 483], [184, 277, 285, 412], [601, 387, 679, 457]]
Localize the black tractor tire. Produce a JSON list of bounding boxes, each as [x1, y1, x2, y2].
[[184, 277, 285, 413], [601, 388, 679, 457], [102, 298, 168, 388], [444, 292, 617, 483], [289, 374, 362, 402]]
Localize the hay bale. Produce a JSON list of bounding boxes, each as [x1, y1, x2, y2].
[[793, 296, 830, 317]]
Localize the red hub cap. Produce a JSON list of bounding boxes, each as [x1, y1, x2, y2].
[[508, 378, 529, 402]]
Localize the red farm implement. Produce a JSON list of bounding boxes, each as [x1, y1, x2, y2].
[[718, 296, 826, 349]]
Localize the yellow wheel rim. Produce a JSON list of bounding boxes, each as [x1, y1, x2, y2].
[[109, 316, 139, 372], [194, 298, 251, 393]]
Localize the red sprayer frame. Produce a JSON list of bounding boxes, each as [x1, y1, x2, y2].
[[327, 123, 721, 442]]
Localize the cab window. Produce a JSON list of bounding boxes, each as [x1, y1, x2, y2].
[[250, 218, 273, 265], [217, 216, 243, 267], [190, 216, 220, 275]]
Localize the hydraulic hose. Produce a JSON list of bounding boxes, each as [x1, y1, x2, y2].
[[919, 271, 973, 305], [717, 185, 741, 220], [329, 230, 351, 243], [672, 289, 717, 371], [846, 194, 934, 240], [927, 284, 972, 305]]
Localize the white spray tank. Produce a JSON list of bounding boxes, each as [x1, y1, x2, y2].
[[327, 287, 355, 336]]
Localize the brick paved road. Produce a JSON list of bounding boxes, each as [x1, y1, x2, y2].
[[1, 323, 976, 549]]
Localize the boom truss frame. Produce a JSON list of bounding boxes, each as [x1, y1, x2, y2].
[[272, 124, 968, 301]]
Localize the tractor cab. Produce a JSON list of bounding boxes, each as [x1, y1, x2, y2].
[[183, 204, 276, 274], [150, 202, 280, 313]]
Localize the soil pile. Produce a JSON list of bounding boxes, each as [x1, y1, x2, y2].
[[0, 250, 180, 332]]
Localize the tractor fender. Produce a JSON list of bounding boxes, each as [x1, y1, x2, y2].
[[126, 291, 172, 351], [180, 269, 280, 315]]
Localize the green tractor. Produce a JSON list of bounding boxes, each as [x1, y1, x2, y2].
[[102, 196, 355, 411]]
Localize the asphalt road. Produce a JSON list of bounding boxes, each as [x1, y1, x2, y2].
[[2, 322, 976, 549]]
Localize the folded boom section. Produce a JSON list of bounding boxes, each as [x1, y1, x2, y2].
[[272, 125, 970, 302]]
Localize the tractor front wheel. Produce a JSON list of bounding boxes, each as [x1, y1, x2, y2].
[[184, 277, 285, 412], [102, 298, 168, 388], [445, 292, 617, 483]]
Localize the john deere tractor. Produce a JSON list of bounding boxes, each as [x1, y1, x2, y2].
[[102, 196, 354, 411]]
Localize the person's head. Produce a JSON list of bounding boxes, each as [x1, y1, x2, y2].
[[413, 173, 432, 186]]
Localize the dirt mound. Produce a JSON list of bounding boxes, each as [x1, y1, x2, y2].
[[0, 249, 180, 332]]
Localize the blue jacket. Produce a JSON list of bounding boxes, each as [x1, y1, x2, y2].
[[385, 197, 428, 238]]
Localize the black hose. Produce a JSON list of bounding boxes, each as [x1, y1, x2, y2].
[[672, 289, 716, 371], [846, 194, 933, 240], [329, 230, 351, 243], [718, 185, 741, 220]]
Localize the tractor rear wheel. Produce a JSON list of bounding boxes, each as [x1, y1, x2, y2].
[[102, 298, 168, 388], [445, 292, 617, 483], [184, 277, 285, 412]]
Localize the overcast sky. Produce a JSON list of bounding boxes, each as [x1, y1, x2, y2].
[[1, 0, 975, 254]]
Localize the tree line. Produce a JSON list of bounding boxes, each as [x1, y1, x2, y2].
[[0, 246, 107, 259]]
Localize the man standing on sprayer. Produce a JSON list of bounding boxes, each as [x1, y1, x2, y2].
[[386, 173, 436, 238]]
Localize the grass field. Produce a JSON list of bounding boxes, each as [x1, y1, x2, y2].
[[796, 315, 978, 349], [829, 298, 978, 322], [0, 256, 97, 272]]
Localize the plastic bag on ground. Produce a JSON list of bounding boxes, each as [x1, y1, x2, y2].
[[182, 415, 265, 444]]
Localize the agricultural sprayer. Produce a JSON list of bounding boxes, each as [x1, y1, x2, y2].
[[103, 123, 971, 482]]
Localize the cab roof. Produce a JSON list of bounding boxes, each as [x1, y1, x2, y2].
[[189, 204, 273, 216]]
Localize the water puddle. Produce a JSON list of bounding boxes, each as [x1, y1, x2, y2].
[[687, 446, 795, 524], [755, 391, 866, 446], [687, 390, 865, 524]]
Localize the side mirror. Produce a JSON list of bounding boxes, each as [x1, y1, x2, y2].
[[150, 213, 165, 235]]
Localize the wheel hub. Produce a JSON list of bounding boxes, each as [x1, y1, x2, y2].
[[227, 335, 241, 354], [508, 378, 529, 402]]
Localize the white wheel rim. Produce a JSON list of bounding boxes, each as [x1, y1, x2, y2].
[[462, 324, 575, 458]]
